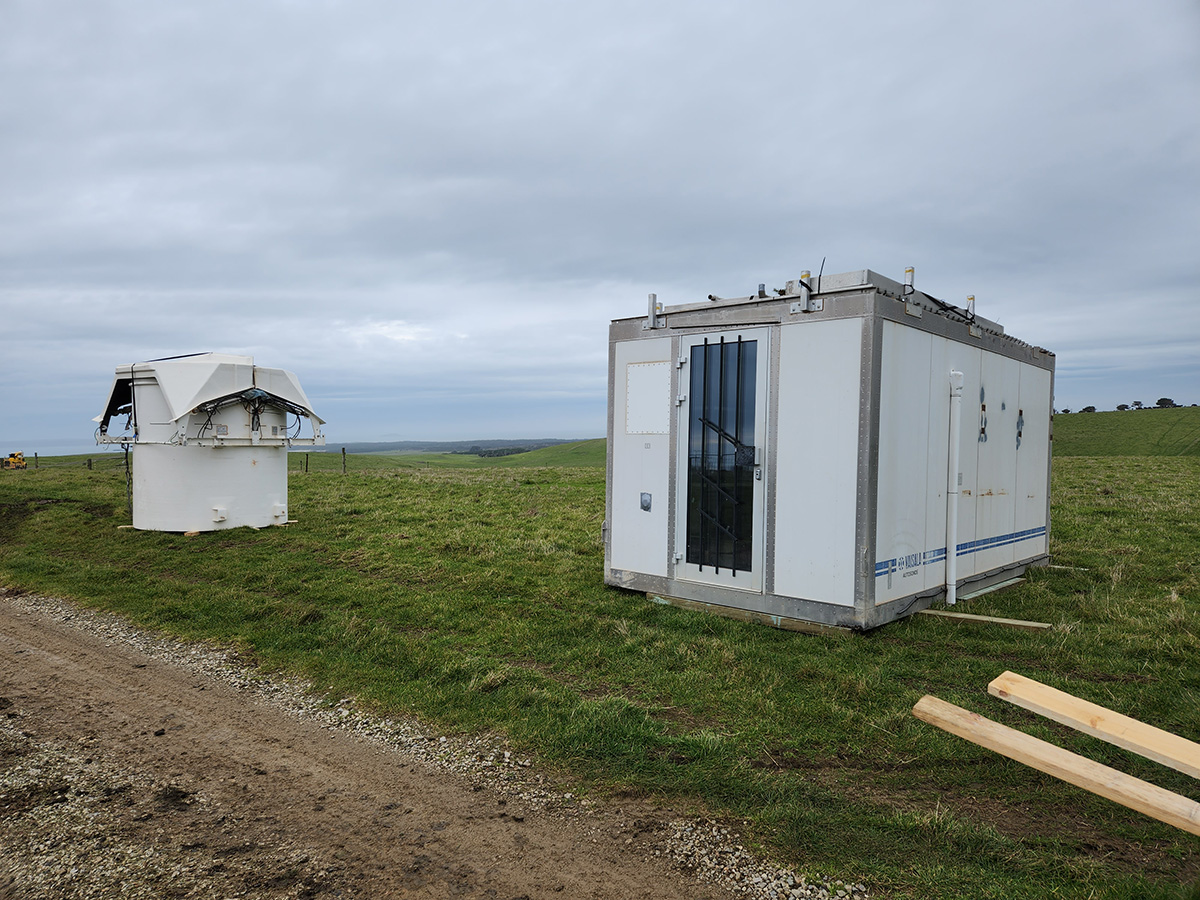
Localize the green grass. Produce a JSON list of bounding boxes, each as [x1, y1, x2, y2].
[[1, 438, 1198, 898], [1054, 406, 1200, 456], [293, 438, 605, 470]]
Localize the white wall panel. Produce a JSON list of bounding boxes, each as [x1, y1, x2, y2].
[[928, 337, 983, 582], [773, 317, 862, 606], [920, 340, 951, 593], [610, 338, 673, 576], [973, 354, 1021, 573], [626, 362, 672, 434], [875, 321, 934, 603], [1015, 365, 1052, 557], [133, 445, 288, 531]]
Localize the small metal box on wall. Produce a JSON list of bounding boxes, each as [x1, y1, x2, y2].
[[95, 353, 325, 532], [604, 269, 1055, 631]]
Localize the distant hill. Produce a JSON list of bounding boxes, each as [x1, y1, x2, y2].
[[330, 407, 1200, 463], [325, 438, 577, 455], [330, 438, 607, 469], [1053, 406, 1200, 456], [488, 438, 605, 467]]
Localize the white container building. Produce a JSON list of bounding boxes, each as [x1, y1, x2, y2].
[[95, 353, 325, 532], [605, 269, 1055, 631]]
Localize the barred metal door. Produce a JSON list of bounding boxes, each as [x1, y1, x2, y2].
[[677, 329, 767, 590]]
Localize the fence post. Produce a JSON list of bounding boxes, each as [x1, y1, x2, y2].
[[342, 447, 347, 474], [34, 452, 38, 469], [305, 453, 310, 474], [87, 458, 93, 470]]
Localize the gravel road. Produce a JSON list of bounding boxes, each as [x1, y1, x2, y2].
[[0, 589, 869, 900]]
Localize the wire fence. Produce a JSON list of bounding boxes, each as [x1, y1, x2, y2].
[[5, 452, 129, 471], [6, 450, 343, 473], [7, 443, 367, 478]]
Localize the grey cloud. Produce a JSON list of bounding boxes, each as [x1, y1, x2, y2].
[[2, 0, 1198, 448]]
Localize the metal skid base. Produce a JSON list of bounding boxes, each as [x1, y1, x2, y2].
[[612, 554, 1047, 634]]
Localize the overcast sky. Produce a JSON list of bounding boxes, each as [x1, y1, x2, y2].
[[3, 0, 1198, 453]]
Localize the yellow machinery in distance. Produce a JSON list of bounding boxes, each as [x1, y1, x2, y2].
[[3, 452, 27, 470]]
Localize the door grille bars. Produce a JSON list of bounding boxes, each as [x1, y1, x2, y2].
[[685, 336, 756, 575]]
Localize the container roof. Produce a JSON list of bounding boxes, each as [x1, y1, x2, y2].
[[612, 268, 1051, 356]]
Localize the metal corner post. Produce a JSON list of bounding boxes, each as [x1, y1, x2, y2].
[[854, 304, 883, 622]]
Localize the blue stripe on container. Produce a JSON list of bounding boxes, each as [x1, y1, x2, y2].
[[874, 526, 1046, 578]]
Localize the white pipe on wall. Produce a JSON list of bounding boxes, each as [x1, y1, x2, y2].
[[946, 370, 965, 605]]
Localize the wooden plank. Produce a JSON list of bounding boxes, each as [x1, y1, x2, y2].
[[989, 671, 1200, 780], [957, 576, 1025, 601], [917, 609, 1052, 632], [912, 695, 1200, 836]]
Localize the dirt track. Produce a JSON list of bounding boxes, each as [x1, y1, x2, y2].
[[0, 595, 747, 899]]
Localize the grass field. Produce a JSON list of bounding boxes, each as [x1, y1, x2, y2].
[[311, 438, 607, 470], [2, 419, 1198, 899], [1053, 406, 1200, 456]]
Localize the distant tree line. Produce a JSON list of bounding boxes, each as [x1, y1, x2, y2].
[[1057, 398, 1194, 414], [453, 446, 531, 457]]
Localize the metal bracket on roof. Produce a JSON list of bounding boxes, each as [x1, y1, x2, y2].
[[967, 295, 981, 336], [902, 265, 922, 316], [788, 271, 822, 313], [643, 293, 663, 329]]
